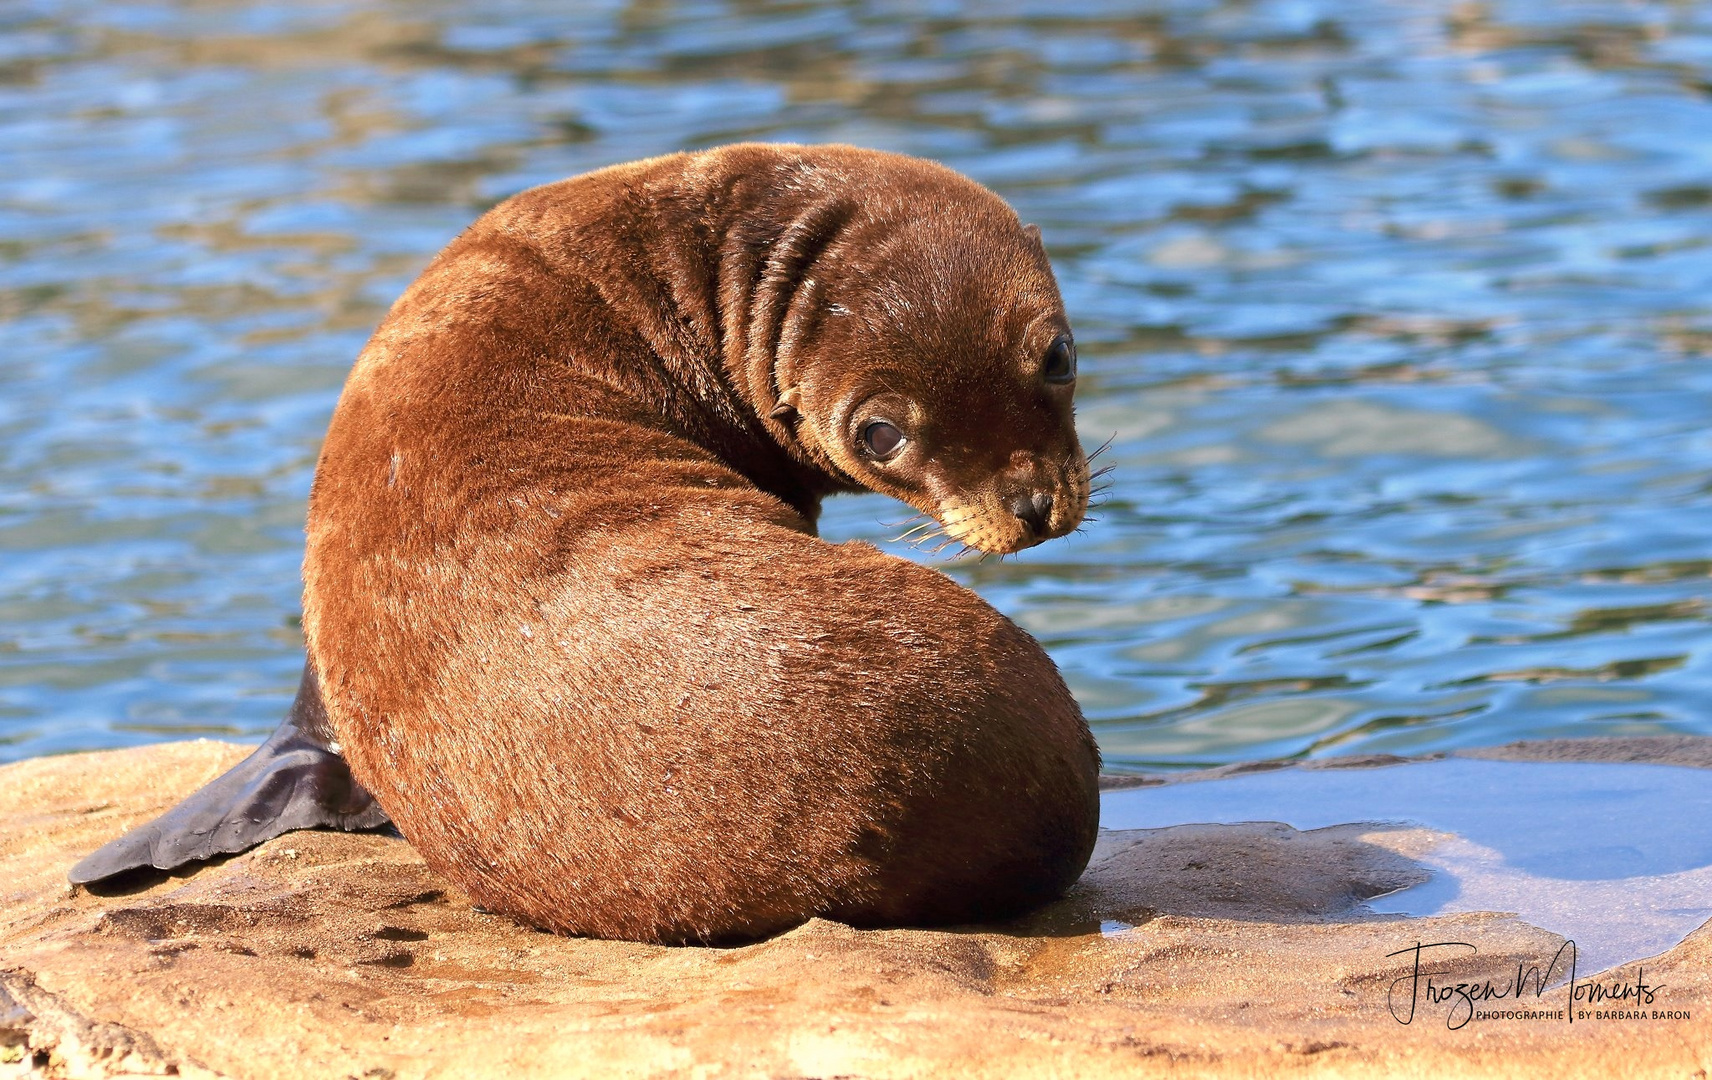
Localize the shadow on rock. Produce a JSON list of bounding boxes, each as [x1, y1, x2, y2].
[[1021, 821, 1432, 934]]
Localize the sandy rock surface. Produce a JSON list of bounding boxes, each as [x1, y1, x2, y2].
[[2, 740, 1707, 1078]]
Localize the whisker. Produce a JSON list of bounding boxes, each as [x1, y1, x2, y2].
[[880, 511, 933, 530], [1085, 434, 1117, 463], [891, 521, 941, 542]]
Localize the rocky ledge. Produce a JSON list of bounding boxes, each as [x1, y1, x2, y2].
[[2, 738, 1708, 1078]]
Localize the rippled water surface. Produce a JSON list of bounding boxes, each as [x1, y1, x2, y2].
[[4, 0, 1711, 769]]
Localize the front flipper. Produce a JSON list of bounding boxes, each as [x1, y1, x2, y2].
[[68, 661, 390, 885]]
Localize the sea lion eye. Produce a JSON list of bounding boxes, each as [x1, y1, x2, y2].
[[1043, 334, 1077, 384], [861, 421, 906, 460]]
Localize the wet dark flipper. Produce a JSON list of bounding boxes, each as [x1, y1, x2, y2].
[[68, 661, 390, 885]]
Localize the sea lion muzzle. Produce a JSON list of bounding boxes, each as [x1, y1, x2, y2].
[[1011, 492, 1054, 538]]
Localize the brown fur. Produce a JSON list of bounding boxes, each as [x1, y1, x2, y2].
[[301, 143, 1100, 944]]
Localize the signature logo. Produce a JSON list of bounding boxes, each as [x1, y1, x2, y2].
[[1386, 941, 1677, 1030]]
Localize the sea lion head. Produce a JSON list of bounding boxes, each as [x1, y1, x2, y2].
[[773, 183, 1088, 556]]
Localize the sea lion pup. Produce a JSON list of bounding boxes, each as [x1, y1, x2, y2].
[[73, 143, 1100, 944]]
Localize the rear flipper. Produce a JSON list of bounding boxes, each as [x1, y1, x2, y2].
[[68, 661, 390, 885]]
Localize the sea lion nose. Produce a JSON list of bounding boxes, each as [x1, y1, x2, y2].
[[1010, 492, 1054, 536]]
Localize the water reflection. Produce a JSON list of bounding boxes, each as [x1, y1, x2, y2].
[[2, 0, 1710, 768], [1101, 758, 1712, 973]]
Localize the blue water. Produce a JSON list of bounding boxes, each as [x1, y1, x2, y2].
[[2, 0, 1711, 769], [1102, 757, 1712, 971]]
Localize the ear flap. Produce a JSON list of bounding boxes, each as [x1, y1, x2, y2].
[[769, 386, 802, 421], [1023, 222, 1043, 243]]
